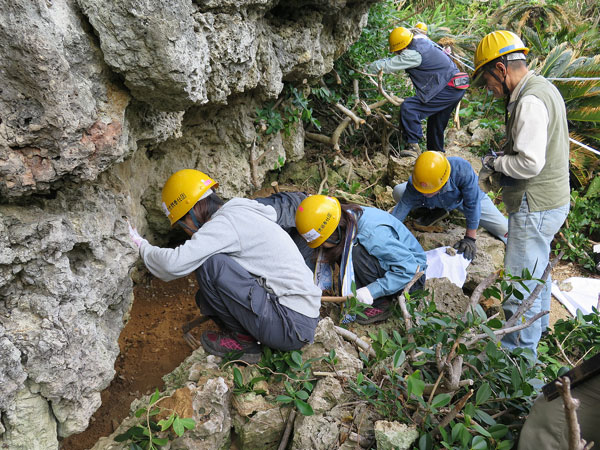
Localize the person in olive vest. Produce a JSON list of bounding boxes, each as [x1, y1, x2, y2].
[[367, 26, 469, 157], [473, 31, 570, 354]]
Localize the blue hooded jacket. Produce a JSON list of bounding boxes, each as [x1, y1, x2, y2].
[[356, 207, 427, 299]]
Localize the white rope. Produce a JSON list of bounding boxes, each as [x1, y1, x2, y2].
[[569, 137, 600, 157], [547, 77, 600, 81]]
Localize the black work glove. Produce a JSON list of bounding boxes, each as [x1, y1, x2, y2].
[[453, 236, 477, 261]]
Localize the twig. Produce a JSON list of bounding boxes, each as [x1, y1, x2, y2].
[[377, 69, 403, 106], [336, 103, 365, 128], [305, 132, 332, 145], [271, 181, 280, 194], [318, 157, 329, 195], [353, 79, 360, 106], [277, 409, 297, 450], [355, 173, 384, 196], [464, 310, 549, 348], [454, 100, 461, 129], [554, 336, 576, 367], [424, 379, 473, 395], [465, 269, 501, 319], [334, 326, 376, 358], [505, 252, 563, 328], [555, 377, 594, 450], [432, 389, 474, 438], [331, 117, 353, 152]]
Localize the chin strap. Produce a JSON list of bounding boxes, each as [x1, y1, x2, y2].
[[178, 207, 202, 233], [485, 55, 511, 124]]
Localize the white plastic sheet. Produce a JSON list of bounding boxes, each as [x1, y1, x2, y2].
[[425, 246, 471, 288], [551, 277, 600, 316]]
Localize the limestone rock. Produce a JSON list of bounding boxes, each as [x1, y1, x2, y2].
[[232, 392, 275, 417], [291, 414, 339, 450], [374, 420, 419, 450], [387, 155, 414, 187], [301, 317, 363, 377], [425, 277, 471, 316], [232, 406, 290, 450], [0, 384, 58, 450], [309, 376, 345, 415]]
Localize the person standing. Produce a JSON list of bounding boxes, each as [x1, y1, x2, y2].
[[128, 169, 321, 363], [367, 26, 468, 157], [473, 30, 570, 353]]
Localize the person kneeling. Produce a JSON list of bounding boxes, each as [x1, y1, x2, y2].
[[129, 169, 321, 363], [296, 195, 427, 325]]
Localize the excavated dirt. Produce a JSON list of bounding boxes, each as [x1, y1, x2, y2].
[[59, 274, 217, 450]]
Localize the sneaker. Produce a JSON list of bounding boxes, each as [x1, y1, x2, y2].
[[414, 208, 449, 227], [201, 330, 262, 364], [356, 301, 392, 325], [399, 143, 421, 158]]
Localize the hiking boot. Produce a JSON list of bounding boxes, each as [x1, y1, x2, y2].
[[356, 301, 392, 325], [415, 208, 449, 227], [201, 330, 262, 364], [399, 143, 421, 158]]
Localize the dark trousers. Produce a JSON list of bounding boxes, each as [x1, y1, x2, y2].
[[352, 243, 426, 308], [194, 254, 318, 351], [400, 85, 465, 151]]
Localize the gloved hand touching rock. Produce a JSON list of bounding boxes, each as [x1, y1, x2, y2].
[[128, 220, 147, 249], [355, 286, 374, 305], [453, 236, 477, 261]]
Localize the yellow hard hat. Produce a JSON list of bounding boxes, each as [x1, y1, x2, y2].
[[415, 22, 428, 33], [389, 27, 413, 53], [412, 151, 452, 194], [473, 30, 529, 78], [295, 195, 341, 249], [161, 169, 218, 226]]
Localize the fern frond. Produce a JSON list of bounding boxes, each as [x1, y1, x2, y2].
[[555, 79, 600, 100], [539, 43, 573, 77], [568, 106, 600, 124]]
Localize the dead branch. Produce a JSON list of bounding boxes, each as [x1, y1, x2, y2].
[[318, 157, 329, 195], [336, 103, 365, 128], [505, 252, 563, 328], [424, 378, 474, 395], [353, 79, 360, 106], [374, 110, 398, 130], [347, 431, 372, 448], [305, 132, 332, 145], [465, 269, 501, 319], [271, 181, 280, 194], [432, 389, 474, 438], [360, 100, 372, 115], [321, 296, 348, 303], [555, 376, 594, 450], [334, 326, 376, 358], [377, 70, 404, 106], [331, 117, 353, 152], [398, 269, 424, 332], [454, 100, 461, 129], [464, 310, 549, 348], [277, 409, 296, 450]]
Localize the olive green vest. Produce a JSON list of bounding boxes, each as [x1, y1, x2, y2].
[[504, 75, 570, 213]]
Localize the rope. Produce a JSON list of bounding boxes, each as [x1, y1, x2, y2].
[[569, 137, 600, 157], [547, 77, 600, 81]]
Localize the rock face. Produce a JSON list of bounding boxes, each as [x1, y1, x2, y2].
[[0, 0, 375, 446]]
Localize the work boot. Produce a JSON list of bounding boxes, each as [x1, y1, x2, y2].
[[399, 143, 421, 158], [415, 208, 449, 227], [201, 330, 262, 364]]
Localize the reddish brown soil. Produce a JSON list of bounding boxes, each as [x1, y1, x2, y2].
[[59, 274, 216, 450]]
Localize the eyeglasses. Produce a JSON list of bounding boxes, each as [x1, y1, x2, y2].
[[325, 229, 342, 245]]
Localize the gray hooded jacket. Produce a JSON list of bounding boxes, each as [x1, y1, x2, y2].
[[139, 198, 322, 318]]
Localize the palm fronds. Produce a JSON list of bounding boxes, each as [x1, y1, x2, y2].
[[491, 0, 573, 33]]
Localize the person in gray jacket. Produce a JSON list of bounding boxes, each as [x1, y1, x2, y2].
[[128, 169, 322, 363]]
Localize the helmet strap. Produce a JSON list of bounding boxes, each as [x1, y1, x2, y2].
[[485, 57, 511, 124], [189, 207, 201, 229]]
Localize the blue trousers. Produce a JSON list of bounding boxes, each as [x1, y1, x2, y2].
[[194, 254, 318, 351], [501, 195, 569, 354], [400, 85, 465, 151]]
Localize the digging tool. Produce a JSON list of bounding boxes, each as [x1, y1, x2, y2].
[[182, 316, 212, 349], [322, 295, 350, 303]]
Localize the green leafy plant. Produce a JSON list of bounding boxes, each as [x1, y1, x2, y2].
[[275, 380, 315, 416], [554, 189, 600, 271], [114, 389, 195, 449], [232, 367, 267, 395]]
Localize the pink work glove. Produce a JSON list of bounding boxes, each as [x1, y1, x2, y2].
[[128, 221, 147, 248]]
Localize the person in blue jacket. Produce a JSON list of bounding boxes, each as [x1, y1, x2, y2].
[[287, 194, 427, 324], [392, 151, 508, 260], [367, 26, 468, 157]]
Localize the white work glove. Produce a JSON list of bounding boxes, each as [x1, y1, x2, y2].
[[128, 221, 147, 248], [355, 287, 374, 305]]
